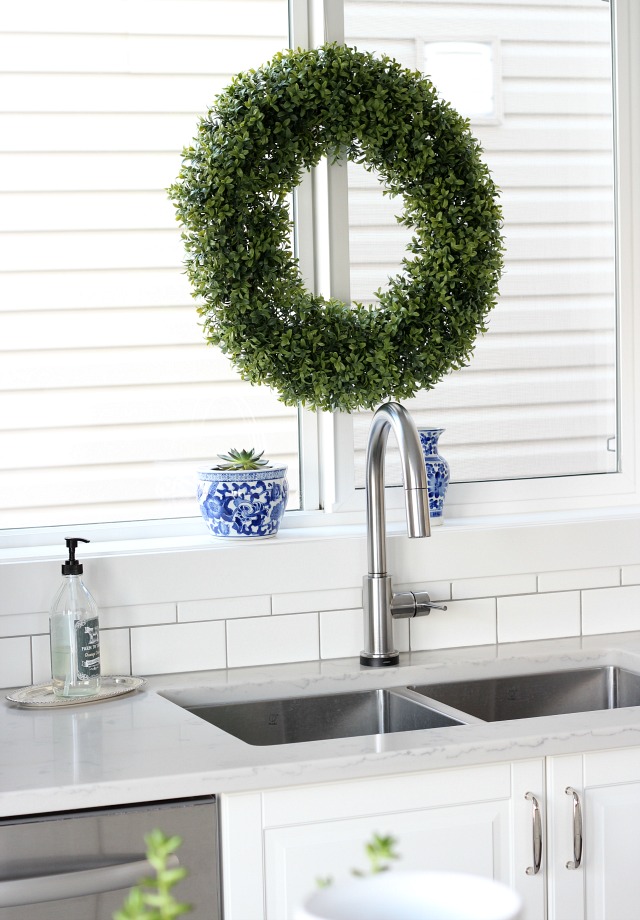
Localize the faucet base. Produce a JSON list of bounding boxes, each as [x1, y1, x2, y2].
[[360, 651, 400, 668]]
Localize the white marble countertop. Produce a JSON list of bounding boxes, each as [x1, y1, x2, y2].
[[4, 633, 640, 818]]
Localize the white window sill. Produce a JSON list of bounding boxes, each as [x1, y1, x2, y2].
[[2, 503, 639, 568]]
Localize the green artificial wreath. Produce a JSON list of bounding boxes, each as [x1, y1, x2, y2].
[[169, 43, 504, 413]]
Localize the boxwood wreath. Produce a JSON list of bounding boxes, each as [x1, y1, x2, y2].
[[169, 43, 504, 413]]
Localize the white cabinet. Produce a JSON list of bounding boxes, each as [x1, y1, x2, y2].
[[220, 746, 640, 920], [547, 747, 640, 920], [220, 760, 545, 920]]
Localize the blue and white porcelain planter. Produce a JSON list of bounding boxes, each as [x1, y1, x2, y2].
[[417, 428, 450, 525], [197, 466, 288, 539]]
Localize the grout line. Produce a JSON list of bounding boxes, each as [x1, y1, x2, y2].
[[579, 590, 583, 637], [30, 635, 35, 685]]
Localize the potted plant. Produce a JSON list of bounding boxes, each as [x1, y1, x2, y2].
[[197, 449, 288, 540]]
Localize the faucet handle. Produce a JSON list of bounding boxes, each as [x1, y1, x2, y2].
[[391, 591, 448, 619]]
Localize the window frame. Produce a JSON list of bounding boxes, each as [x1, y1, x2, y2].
[[324, 0, 639, 521], [1, 0, 639, 557]]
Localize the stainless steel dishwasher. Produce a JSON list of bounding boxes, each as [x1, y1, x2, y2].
[[0, 795, 220, 920]]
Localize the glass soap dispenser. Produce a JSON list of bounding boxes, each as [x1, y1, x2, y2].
[[50, 537, 101, 698]]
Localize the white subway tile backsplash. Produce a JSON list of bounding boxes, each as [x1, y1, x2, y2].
[[178, 595, 270, 622], [320, 609, 363, 659], [227, 613, 319, 668], [538, 567, 619, 593], [497, 591, 580, 643], [272, 587, 362, 616], [410, 598, 496, 651], [33, 629, 132, 683], [395, 580, 451, 602], [582, 584, 640, 635], [319, 608, 409, 660], [101, 628, 132, 675], [394, 618, 410, 652], [622, 565, 640, 586], [32, 634, 51, 684], [0, 637, 32, 689], [131, 621, 226, 675], [0, 611, 48, 639], [102, 603, 176, 629], [4, 519, 640, 680], [452, 574, 536, 601]]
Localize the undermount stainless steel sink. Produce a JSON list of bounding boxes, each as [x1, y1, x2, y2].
[[180, 687, 466, 745], [410, 666, 640, 723]]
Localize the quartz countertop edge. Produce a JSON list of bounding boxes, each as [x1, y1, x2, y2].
[[3, 632, 640, 818]]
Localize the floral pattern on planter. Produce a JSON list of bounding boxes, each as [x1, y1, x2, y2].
[[197, 467, 288, 539], [417, 428, 450, 525]]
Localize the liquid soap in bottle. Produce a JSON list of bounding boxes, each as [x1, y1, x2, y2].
[[50, 537, 101, 698]]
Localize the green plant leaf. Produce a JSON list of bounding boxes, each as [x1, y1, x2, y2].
[[168, 43, 504, 413]]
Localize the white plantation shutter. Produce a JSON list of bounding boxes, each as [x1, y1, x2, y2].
[[0, 0, 298, 529], [345, 0, 617, 487]]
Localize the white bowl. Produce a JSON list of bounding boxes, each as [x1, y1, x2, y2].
[[295, 871, 522, 920]]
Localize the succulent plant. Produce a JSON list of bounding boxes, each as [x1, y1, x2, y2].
[[213, 448, 271, 471]]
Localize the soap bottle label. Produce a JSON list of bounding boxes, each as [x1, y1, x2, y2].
[[76, 617, 100, 678]]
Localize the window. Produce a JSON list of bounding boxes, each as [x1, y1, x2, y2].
[[0, 0, 298, 530], [1, 0, 636, 541], [343, 0, 618, 500]]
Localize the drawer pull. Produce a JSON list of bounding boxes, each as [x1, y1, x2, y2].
[[525, 791, 542, 875], [565, 786, 583, 869]]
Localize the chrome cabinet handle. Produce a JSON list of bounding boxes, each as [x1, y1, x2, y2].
[[525, 792, 542, 875], [565, 786, 583, 869]]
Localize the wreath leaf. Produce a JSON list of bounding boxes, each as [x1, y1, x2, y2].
[[169, 43, 504, 413]]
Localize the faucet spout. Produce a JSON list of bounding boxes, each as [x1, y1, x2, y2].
[[361, 402, 431, 667]]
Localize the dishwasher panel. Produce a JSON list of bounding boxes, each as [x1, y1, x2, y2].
[[0, 796, 219, 920]]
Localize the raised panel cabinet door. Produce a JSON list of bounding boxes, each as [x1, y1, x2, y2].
[[264, 800, 511, 920], [221, 761, 546, 920], [582, 747, 640, 920], [548, 746, 640, 920], [583, 782, 640, 920]]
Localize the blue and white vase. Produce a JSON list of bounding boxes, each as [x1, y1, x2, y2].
[[417, 428, 450, 525], [197, 466, 288, 539]]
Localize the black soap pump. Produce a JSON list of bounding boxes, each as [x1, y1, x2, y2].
[[50, 537, 101, 698]]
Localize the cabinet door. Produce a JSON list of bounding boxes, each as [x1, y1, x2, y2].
[[548, 746, 640, 920], [584, 747, 640, 920], [262, 761, 544, 920], [265, 800, 508, 919]]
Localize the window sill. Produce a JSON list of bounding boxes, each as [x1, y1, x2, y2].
[[2, 503, 639, 568]]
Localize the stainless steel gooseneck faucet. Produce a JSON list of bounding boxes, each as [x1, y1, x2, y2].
[[361, 402, 447, 668]]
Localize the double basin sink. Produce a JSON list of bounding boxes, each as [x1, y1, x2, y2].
[[167, 664, 640, 746]]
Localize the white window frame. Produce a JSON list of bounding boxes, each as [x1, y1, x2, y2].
[[0, 0, 639, 557], [318, 0, 640, 522]]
